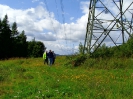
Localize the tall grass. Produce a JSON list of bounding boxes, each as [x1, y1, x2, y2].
[[0, 56, 133, 98]]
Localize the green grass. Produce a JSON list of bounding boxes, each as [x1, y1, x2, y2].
[[0, 56, 133, 99]]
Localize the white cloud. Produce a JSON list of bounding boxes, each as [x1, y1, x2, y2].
[[39, 2, 44, 5], [70, 17, 74, 20], [32, 0, 39, 3], [80, 1, 89, 14]]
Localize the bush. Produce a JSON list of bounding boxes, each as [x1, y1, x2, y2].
[[64, 55, 87, 67]]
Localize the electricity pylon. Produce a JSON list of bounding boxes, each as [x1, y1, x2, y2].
[[83, 0, 133, 54]]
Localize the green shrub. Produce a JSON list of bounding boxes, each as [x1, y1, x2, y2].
[[65, 55, 87, 67]]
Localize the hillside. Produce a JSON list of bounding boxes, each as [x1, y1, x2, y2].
[[0, 56, 133, 98]]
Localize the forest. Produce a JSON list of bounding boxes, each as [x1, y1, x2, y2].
[[0, 15, 46, 59]]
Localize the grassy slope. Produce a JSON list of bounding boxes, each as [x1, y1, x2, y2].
[[0, 56, 133, 99]]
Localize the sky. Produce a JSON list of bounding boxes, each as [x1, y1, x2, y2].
[[0, 0, 133, 55]]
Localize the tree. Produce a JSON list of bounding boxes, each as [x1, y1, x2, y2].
[[11, 22, 19, 37], [10, 22, 19, 57], [78, 42, 84, 55], [91, 43, 110, 58], [27, 40, 46, 57], [32, 41, 45, 57], [0, 15, 11, 59], [15, 30, 27, 57], [0, 19, 2, 58]]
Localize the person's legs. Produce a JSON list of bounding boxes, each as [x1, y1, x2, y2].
[[50, 58, 53, 65], [53, 58, 55, 64], [48, 58, 50, 65], [44, 60, 45, 64], [46, 58, 48, 65]]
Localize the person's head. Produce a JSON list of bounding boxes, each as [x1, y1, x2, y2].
[[49, 50, 51, 52]]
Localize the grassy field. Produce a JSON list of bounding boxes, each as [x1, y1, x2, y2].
[[0, 56, 133, 99]]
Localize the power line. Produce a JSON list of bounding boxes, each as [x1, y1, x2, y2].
[[60, 0, 68, 48], [60, 0, 65, 24], [43, 0, 66, 53], [54, 0, 72, 54], [55, 0, 60, 24], [43, 0, 56, 33], [44, 0, 69, 55]]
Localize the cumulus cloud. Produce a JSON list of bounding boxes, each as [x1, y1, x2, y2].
[[80, 1, 89, 14]]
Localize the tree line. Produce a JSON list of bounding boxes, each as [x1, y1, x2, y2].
[[78, 36, 133, 58], [91, 36, 133, 58], [0, 15, 46, 59]]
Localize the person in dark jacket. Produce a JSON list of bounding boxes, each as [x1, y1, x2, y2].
[[52, 51, 56, 64], [48, 50, 54, 65]]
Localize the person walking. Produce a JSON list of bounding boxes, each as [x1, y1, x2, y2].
[[48, 50, 54, 66], [43, 51, 46, 64], [43, 51, 48, 65], [52, 51, 56, 64], [46, 51, 49, 65]]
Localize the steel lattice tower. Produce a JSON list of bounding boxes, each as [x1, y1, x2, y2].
[[84, 0, 133, 54]]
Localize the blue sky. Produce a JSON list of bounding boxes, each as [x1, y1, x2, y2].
[[0, 0, 132, 55]]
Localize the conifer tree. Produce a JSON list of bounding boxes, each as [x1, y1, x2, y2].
[[0, 15, 11, 58], [11, 22, 19, 37], [17, 30, 27, 57]]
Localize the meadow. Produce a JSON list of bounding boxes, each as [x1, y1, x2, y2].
[[0, 56, 133, 99]]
